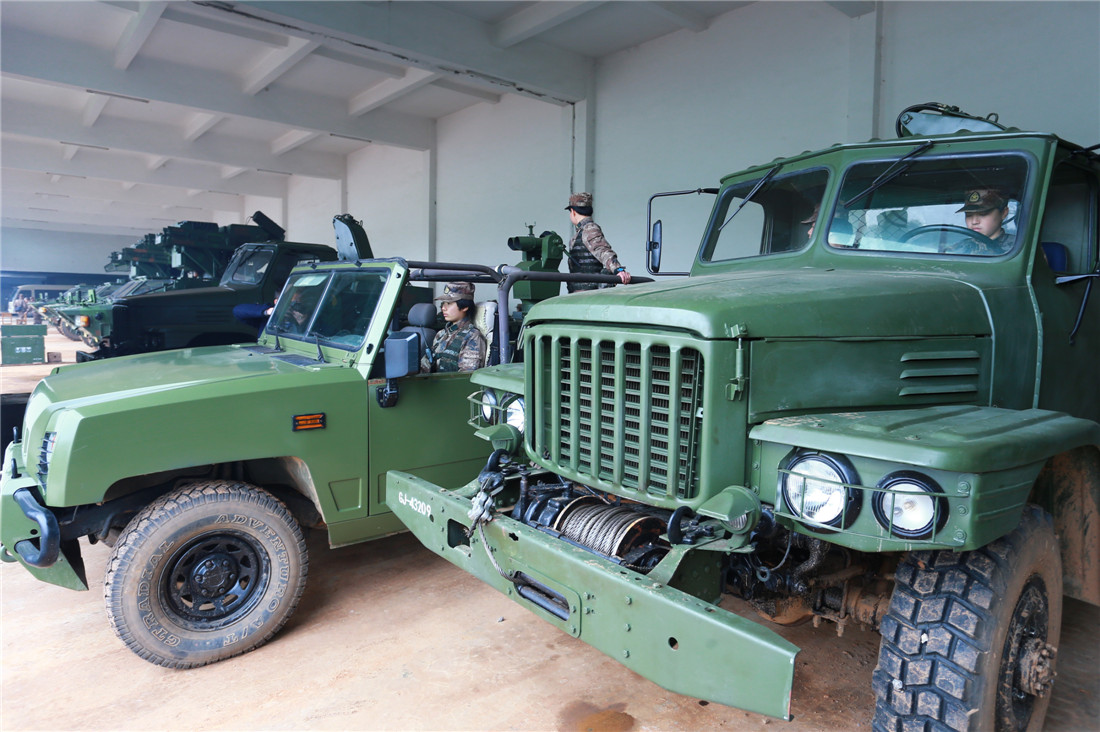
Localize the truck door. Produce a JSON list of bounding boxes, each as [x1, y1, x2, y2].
[[1031, 157, 1099, 424]]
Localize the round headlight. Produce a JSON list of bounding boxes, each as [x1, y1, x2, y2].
[[780, 451, 860, 529], [479, 389, 498, 422], [872, 471, 945, 540], [504, 397, 525, 434]]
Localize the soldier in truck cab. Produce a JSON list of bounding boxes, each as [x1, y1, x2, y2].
[[947, 188, 1015, 255], [565, 192, 631, 292], [421, 281, 485, 373]]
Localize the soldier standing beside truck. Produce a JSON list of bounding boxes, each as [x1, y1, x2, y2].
[[565, 192, 632, 291]]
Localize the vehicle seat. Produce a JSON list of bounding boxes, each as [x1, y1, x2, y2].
[[397, 302, 438, 362], [1040, 242, 1069, 272], [473, 301, 497, 366]]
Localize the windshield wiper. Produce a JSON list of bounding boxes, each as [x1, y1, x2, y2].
[[268, 324, 284, 352], [718, 164, 781, 232], [842, 140, 935, 208], [314, 333, 326, 363]]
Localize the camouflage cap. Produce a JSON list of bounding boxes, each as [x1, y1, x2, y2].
[[565, 192, 593, 214], [957, 188, 1008, 213], [435, 281, 475, 302]]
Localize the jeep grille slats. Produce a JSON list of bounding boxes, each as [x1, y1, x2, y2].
[[532, 332, 704, 499]]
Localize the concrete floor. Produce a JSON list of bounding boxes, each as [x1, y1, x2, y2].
[[1, 332, 1096, 731]]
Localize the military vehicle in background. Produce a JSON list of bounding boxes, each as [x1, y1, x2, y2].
[[0, 215, 639, 669], [387, 104, 1099, 731], [49, 278, 173, 347], [77, 212, 339, 360]]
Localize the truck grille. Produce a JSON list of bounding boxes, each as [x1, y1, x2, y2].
[[530, 333, 705, 499]]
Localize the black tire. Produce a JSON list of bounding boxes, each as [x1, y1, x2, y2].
[[104, 480, 308, 668], [873, 505, 1062, 732]]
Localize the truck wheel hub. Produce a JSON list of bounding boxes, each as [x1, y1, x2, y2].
[[191, 554, 236, 596]]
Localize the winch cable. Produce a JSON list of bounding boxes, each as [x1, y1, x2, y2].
[[467, 450, 516, 583]]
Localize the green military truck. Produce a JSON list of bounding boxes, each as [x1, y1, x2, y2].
[[387, 105, 1099, 730], [0, 223, 632, 669]]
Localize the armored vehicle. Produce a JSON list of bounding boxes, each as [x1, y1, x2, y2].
[[387, 105, 1099, 730], [79, 225, 337, 361], [0, 220, 635, 668]]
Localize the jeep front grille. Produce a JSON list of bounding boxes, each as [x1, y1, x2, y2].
[[530, 333, 704, 499]]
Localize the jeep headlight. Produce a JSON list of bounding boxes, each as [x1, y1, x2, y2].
[[503, 396, 525, 434], [780, 450, 861, 528], [872, 471, 945, 539], [479, 389, 498, 422]]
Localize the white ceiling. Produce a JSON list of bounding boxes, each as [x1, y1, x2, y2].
[[1, 1, 870, 240]]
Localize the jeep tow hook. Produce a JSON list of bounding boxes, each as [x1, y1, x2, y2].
[[12, 488, 60, 567]]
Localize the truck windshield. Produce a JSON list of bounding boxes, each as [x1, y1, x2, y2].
[[700, 168, 828, 261], [830, 153, 1029, 256], [266, 268, 389, 350], [222, 245, 275, 285]]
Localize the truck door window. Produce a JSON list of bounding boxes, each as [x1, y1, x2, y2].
[[832, 154, 1029, 257], [223, 246, 275, 285], [700, 169, 827, 262], [1038, 163, 1098, 274]]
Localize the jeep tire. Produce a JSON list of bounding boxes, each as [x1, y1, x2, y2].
[[872, 505, 1061, 731], [104, 480, 308, 668]]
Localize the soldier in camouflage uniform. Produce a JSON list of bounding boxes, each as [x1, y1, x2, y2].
[[421, 281, 486, 373], [565, 192, 632, 293], [945, 188, 1015, 255]]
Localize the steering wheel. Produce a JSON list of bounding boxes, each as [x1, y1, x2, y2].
[[899, 224, 999, 253]]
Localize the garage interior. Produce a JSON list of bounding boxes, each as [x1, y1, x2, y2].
[[2, 1, 1098, 730]]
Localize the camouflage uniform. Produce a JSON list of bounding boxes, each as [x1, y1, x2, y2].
[[423, 319, 485, 373], [420, 281, 486, 373], [564, 193, 625, 293]]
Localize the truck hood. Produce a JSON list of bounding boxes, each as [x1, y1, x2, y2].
[[526, 269, 994, 339]]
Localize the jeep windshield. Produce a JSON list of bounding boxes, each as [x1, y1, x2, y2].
[[828, 152, 1029, 256], [265, 268, 389, 350]]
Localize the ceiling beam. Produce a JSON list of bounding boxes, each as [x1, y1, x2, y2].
[[233, 1, 593, 103], [432, 79, 502, 105], [825, 2, 877, 19], [646, 2, 710, 32], [2, 28, 435, 150], [271, 129, 319, 155], [3, 133, 289, 198], [349, 68, 439, 117], [81, 93, 111, 127], [183, 112, 225, 142], [242, 36, 320, 95], [114, 2, 168, 70], [491, 2, 603, 48]]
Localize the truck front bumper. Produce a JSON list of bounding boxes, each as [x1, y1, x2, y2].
[[0, 441, 87, 590], [387, 471, 799, 720]]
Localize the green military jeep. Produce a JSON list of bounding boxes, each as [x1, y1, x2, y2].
[[387, 105, 1099, 730], [0, 222, 630, 668]]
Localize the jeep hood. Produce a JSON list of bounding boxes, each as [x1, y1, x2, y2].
[[526, 269, 993, 339], [32, 346, 321, 408]]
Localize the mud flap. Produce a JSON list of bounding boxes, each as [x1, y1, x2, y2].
[[388, 471, 799, 720]]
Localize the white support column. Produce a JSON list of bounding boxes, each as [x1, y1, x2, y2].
[[846, 2, 883, 142], [567, 76, 597, 195], [426, 137, 437, 263]]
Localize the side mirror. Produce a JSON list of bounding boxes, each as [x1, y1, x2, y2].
[[648, 220, 663, 273], [377, 331, 420, 407]]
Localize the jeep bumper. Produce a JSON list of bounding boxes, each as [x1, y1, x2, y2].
[[387, 470, 799, 720], [0, 441, 87, 590]]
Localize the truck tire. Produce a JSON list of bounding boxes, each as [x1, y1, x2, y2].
[[104, 480, 308, 668], [872, 505, 1061, 732]]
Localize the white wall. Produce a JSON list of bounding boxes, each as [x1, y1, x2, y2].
[[878, 2, 1100, 144], [346, 144, 431, 260], [0, 226, 133, 273], [435, 93, 574, 291], [286, 175, 344, 246]]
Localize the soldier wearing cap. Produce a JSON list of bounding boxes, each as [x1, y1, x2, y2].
[[565, 192, 631, 292], [421, 281, 486, 373], [948, 188, 1014, 255]]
